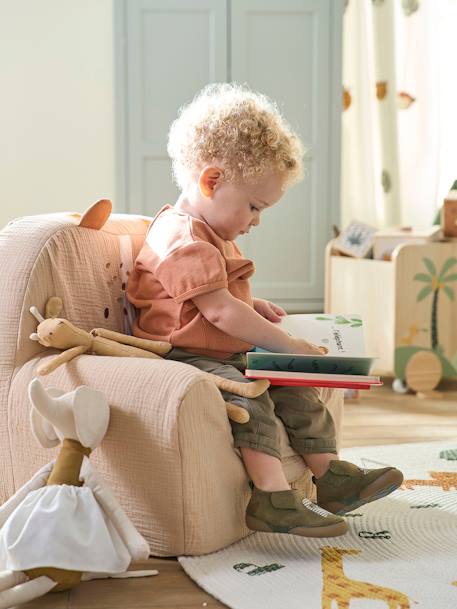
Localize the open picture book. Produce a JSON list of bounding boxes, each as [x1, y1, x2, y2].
[[244, 313, 382, 390]]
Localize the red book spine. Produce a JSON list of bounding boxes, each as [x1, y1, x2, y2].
[[246, 376, 383, 390]]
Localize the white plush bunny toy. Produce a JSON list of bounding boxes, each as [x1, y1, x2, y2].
[[0, 378, 157, 609]]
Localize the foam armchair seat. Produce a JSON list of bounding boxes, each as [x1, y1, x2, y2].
[[0, 209, 343, 556]]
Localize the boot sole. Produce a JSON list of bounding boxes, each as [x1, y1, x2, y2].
[[321, 469, 404, 516], [245, 514, 348, 538]]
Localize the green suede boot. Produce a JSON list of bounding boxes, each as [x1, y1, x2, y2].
[[315, 460, 404, 515], [245, 487, 348, 538]]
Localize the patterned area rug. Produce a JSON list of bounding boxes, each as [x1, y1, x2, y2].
[[179, 441, 457, 609]]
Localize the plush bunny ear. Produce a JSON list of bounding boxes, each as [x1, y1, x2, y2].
[[30, 407, 60, 448], [45, 296, 63, 319], [73, 386, 110, 449]]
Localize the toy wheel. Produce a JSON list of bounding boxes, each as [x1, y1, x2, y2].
[[405, 351, 442, 393], [392, 378, 409, 394]]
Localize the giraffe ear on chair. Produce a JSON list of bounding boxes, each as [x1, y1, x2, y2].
[[78, 199, 112, 230]]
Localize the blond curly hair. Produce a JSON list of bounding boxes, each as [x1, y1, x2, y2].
[[167, 82, 305, 190]]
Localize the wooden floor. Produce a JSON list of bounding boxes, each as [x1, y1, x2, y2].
[[21, 379, 457, 609]]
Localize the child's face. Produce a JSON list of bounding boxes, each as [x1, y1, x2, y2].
[[201, 171, 285, 241]]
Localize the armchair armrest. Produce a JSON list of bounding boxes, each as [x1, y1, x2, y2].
[[9, 353, 245, 556]]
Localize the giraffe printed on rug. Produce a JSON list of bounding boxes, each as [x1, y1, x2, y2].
[[402, 472, 457, 491], [320, 547, 410, 609]]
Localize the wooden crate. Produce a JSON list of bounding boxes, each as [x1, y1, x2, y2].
[[325, 240, 457, 384]]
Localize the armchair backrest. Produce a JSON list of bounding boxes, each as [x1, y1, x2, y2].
[[0, 210, 149, 381], [0, 208, 151, 503]]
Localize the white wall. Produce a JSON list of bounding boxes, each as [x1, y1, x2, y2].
[[0, 1, 115, 230]]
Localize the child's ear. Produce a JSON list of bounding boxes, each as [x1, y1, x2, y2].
[[199, 166, 224, 198]]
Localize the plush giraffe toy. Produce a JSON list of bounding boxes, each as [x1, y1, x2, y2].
[[29, 295, 269, 424], [0, 378, 158, 609]]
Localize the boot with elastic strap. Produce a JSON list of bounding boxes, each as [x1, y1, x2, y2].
[[314, 460, 404, 515], [246, 487, 348, 538]]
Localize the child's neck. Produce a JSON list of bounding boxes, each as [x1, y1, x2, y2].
[[175, 191, 206, 222]]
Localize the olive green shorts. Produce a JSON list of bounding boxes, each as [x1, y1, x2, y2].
[[165, 348, 337, 460]]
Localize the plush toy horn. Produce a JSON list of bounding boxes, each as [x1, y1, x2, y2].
[[30, 407, 60, 448], [28, 379, 110, 449], [29, 379, 63, 425], [72, 386, 110, 449], [29, 379, 60, 448]]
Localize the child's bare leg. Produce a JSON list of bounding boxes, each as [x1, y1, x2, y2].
[[240, 447, 290, 491], [302, 453, 336, 478]]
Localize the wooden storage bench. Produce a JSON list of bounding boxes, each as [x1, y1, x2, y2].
[[324, 240, 457, 393]]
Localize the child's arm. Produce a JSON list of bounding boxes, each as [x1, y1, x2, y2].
[[192, 288, 323, 355]]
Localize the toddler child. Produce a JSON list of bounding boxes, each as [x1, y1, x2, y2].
[[127, 83, 403, 538]]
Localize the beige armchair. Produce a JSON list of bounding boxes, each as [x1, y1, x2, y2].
[[0, 208, 344, 556]]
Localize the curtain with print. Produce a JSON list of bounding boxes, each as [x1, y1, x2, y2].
[[341, 0, 457, 229]]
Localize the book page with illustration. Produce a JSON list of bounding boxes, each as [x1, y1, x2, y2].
[[245, 314, 381, 387]]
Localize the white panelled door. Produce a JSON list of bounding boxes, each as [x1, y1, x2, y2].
[[231, 0, 341, 310], [116, 0, 343, 311], [118, 0, 228, 213]]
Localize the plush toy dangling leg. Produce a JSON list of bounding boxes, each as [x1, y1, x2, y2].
[[206, 373, 270, 424], [204, 373, 269, 399], [82, 569, 158, 581], [225, 402, 250, 424], [0, 572, 56, 609]]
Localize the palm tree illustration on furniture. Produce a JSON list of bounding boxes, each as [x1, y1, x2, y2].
[[413, 256, 457, 350], [393, 255, 457, 396]]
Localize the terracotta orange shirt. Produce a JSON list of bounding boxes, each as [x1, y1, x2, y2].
[[127, 205, 255, 359]]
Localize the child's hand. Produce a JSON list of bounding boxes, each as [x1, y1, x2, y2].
[[253, 298, 287, 323], [290, 337, 329, 356]]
